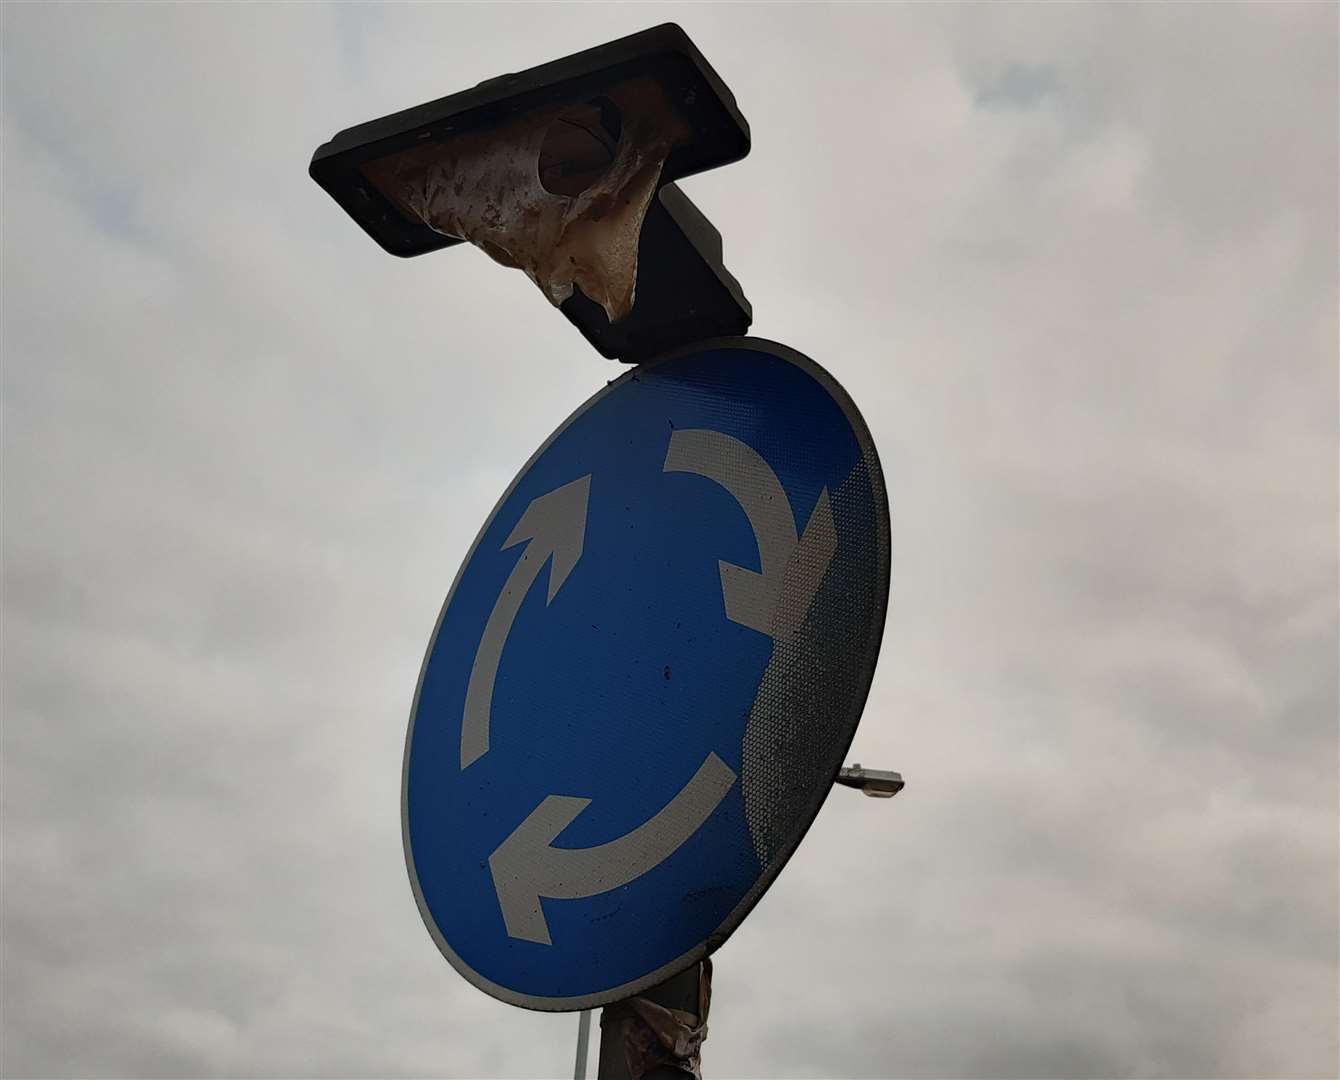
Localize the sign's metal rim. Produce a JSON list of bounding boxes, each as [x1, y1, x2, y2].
[[401, 336, 891, 1012]]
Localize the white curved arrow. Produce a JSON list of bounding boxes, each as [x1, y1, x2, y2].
[[663, 429, 838, 637], [489, 753, 737, 945], [460, 475, 591, 769]]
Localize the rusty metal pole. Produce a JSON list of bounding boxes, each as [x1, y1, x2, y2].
[[596, 960, 711, 1080]]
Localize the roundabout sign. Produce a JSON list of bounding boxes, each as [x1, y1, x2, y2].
[[402, 339, 890, 1010]]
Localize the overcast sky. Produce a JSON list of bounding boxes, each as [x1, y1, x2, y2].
[[2, 4, 1337, 1079]]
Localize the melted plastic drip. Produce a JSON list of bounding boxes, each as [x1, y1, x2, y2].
[[362, 77, 690, 323]]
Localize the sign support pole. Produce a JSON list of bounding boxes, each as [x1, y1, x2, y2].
[[596, 962, 707, 1080], [573, 1009, 593, 1079]]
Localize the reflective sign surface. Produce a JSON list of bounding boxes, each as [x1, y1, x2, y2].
[[403, 338, 890, 1009]]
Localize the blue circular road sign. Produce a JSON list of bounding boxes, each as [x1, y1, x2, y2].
[[403, 338, 890, 1009]]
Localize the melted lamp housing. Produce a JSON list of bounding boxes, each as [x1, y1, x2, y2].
[[309, 23, 752, 363]]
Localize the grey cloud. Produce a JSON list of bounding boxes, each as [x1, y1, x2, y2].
[[975, 65, 1061, 111], [3, 3, 1336, 1079]]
